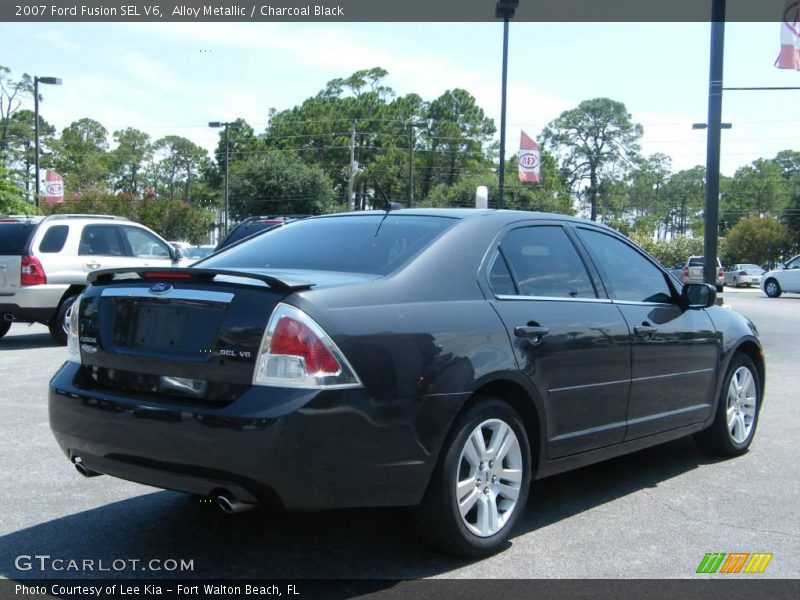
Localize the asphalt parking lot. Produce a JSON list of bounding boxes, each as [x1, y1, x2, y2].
[[0, 286, 797, 580]]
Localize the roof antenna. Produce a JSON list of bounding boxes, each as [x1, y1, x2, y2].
[[374, 182, 402, 213]]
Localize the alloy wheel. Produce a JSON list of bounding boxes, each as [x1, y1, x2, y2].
[[727, 366, 757, 444], [455, 418, 523, 537]]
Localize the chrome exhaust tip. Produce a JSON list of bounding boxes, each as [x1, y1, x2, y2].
[[216, 492, 255, 514], [72, 456, 102, 478]]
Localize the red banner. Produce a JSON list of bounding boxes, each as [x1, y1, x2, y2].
[[776, 0, 800, 70], [43, 169, 64, 204], [518, 131, 540, 183]]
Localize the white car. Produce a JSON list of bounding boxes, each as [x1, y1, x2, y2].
[[761, 255, 800, 298], [724, 264, 764, 288], [0, 214, 184, 344]]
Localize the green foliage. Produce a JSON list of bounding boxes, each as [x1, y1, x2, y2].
[[0, 164, 38, 215], [109, 128, 152, 194], [41, 189, 213, 244], [228, 151, 335, 219], [628, 233, 720, 269], [53, 118, 110, 192], [721, 159, 789, 233], [722, 215, 790, 266]]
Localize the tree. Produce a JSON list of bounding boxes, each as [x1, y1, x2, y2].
[[3, 109, 56, 195], [723, 215, 791, 267], [109, 128, 152, 194], [0, 163, 37, 214], [228, 151, 335, 218], [542, 98, 642, 221], [53, 118, 110, 192], [720, 159, 789, 233], [151, 135, 208, 200], [0, 65, 34, 165]]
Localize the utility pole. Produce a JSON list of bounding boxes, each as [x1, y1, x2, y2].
[[495, 1, 518, 209], [348, 121, 356, 211], [33, 76, 62, 206], [702, 0, 725, 289]]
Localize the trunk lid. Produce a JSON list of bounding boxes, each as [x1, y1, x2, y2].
[[74, 268, 313, 405]]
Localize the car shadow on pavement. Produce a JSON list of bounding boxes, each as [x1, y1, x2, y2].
[[0, 330, 60, 350], [0, 438, 721, 580]]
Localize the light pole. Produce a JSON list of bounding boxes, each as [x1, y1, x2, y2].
[[405, 120, 427, 207], [34, 76, 62, 206], [209, 120, 242, 236], [495, 0, 518, 209]]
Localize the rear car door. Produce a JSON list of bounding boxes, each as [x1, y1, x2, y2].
[[574, 227, 718, 440], [487, 224, 632, 459], [78, 224, 129, 276]]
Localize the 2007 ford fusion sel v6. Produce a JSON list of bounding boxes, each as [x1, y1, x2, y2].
[[49, 209, 765, 556]]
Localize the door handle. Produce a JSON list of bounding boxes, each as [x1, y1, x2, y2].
[[85, 262, 102, 270], [634, 325, 657, 338], [514, 325, 550, 343]]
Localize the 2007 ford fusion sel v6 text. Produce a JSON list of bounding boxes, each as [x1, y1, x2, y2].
[[49, 209, 765, 556]]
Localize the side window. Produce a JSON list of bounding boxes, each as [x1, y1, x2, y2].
[[577, 228, 673, 303], [486, 250, 516, 296], [38, 225, 69, 253], [499, 226, 596, 298], [79, 225, 125, 256], [122, 227, 171, 258]]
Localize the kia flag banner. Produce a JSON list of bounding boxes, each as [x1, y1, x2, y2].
[[776, 0, 800, 70], [43, 169, 64, 204], [518, 131, 540, 183]]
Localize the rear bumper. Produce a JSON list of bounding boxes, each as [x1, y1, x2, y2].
[[49, 362, 461, 509], [0, 284, 68, 323]]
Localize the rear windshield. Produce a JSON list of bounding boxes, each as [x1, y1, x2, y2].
[[688, 257, 721, 267], [201, 214, 457, 275], [0, 222, 37, 255]]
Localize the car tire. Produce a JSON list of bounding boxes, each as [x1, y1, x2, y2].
[[49, 295, 77, 345], [733, 277, 739, 288], [694, 354, 761, 457], [415, 398, 531, 557], [716, 284, 723, 293], [764, 278, 782, 298], [0, 320, 10, 340]]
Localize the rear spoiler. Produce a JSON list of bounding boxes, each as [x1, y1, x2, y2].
[[88, 267, 314, 292]]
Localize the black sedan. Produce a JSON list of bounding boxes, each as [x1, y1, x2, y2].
[[49, 209, 764, 557]]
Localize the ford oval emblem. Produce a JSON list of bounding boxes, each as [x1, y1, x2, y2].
[[148, 282, 173, 295]]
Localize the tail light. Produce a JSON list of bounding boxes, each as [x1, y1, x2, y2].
[[739, 271, 748, 276], [66, 294, 83, 363], [718, 267, 724, 278], [253, 303, 361, 389], [682, 267, 689, 277], [20, 255, 47, 286]]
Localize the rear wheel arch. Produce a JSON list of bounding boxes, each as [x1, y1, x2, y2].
[[459, 379, 543, 474]]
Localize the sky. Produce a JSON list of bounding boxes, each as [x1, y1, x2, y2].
[[2, 20, 799, 177]]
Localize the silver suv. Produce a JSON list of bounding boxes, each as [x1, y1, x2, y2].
[[682, 255, 724, 292], [0, 214, 184, 344]]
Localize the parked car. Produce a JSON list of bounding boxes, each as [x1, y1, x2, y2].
[[50, 209, 764, 557], [0, 214, 184, 344], [182, 245, 216, 261], [761, 254, 800, 297], [215, 215, 310, 251], [682, 255, 724, 291], [724, 264, 764, 288]]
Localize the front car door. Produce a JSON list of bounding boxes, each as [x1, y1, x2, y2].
[[573, 227, 719, 440], [118, 225, 177, 269], [778, 255, 800, 292], [487, 224, 632, 459]]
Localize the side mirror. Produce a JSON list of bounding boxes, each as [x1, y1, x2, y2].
[[680, 283, 716, 310], [171, 247, 183, 261]]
